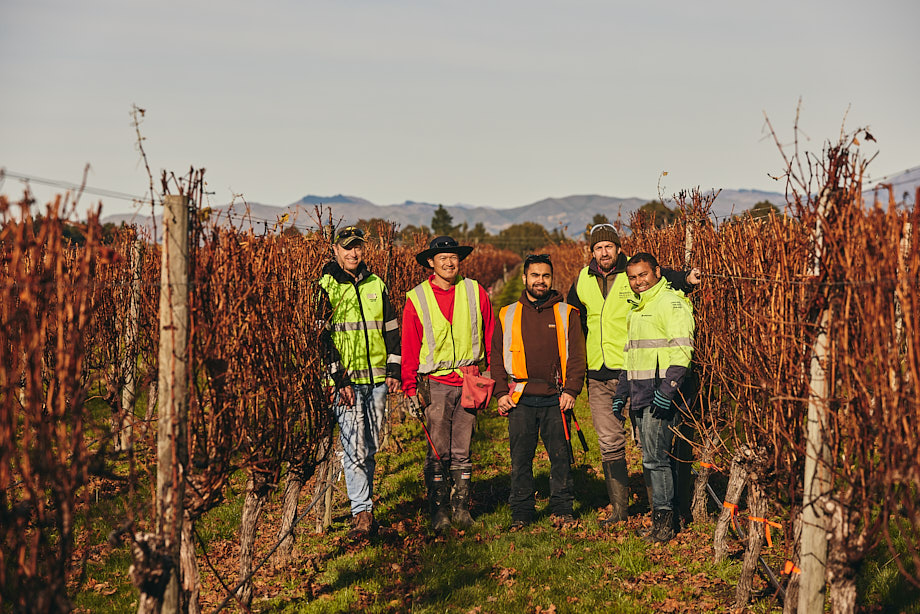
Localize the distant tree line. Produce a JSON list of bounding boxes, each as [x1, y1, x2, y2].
[[276, 199, 784, 257]]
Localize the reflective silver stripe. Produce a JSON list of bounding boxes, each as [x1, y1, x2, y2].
[[348, 366, 388, 381], [555, 302, 570, 354], [463, 278, 480, 352], [625, 337, 693, 350], [414, 286, 437, 371], [502, 303, 519, 375], [387, 354, 401, 364], [420, 358, 478, 374], [332, 320, 383, 332], [554, 303, 570, 384], [384, 319, 399, 332], [627, 368, 659, 380]]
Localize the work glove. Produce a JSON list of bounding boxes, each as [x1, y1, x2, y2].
[[406, 395, 425, 421], [650, 390, 675, 420], [612, 397, 627, 423]]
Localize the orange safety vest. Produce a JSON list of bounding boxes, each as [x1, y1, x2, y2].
[[499, 301, 574, 403]]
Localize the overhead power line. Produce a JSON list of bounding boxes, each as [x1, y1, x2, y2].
[[1, 169, 153, 204]]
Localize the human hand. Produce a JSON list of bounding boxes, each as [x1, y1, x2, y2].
[[559, 392, 576, 412], [406, 394, 425, 420], [612, 397, 626, 422], [340, 385, 356, 407], [650, 390, 674, 420], [497, 395, 516, 416], [385, 376, 401, 394]]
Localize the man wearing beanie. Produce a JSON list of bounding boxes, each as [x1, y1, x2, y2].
[[566, 223, 698, 527]]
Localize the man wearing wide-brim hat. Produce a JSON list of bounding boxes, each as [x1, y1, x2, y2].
[[402, 236, 494, 532]]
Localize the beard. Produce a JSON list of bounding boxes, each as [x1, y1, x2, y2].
[[596, 258, 616, 273], [527, 284, 551, 300]]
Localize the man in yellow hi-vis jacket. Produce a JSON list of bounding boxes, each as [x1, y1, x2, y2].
[[491, 254, 586, 528], [566, 224, 698, 527], [402, 236, 495, 532], [614, 252, 695, 543], [319, 226, 401, 538]]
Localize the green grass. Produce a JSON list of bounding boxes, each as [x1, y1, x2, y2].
[[69, 392, 918, 613], [252, 395, 749, 613]]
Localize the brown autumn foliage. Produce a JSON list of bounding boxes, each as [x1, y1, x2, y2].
[[0, 194, 124, 613], [622, 131, 920, 605], [2, 129, 918, 611]]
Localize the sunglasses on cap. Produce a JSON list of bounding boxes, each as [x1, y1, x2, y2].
[[335, 226, 365, 243], [590, 223, 617, 233]]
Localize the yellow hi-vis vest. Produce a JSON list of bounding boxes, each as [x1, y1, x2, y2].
[[407, 277, 484, 377], [575, 267, 634, 371], [624, 279, 694, 382], [499, 301, 574, 403], [319, 273, 390, 385]]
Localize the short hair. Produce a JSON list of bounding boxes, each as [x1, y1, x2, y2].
[[523, 253, 553, 274], [626, 252, 660, 270]]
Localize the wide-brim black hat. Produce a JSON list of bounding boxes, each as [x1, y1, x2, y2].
[[415, 236, 474, 268]]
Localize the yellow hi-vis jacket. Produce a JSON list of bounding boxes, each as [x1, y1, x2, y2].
[[621, 278, 694, 408], [498, 301, 575, 403], [319, 272, 391, 385], [407, 277, 484, 377], [574, 267, 633, 370]]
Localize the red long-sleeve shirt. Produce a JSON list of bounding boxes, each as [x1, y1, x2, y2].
[[401, 275, 495, 395]]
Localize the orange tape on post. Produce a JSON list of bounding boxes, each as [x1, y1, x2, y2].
[[699, 461, 721, 472], [723, 501, 738, 519], [747, 516, 783, 547], [782, 560, 801, 575]]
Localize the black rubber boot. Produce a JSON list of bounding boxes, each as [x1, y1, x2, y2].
[[645, 509, 676, 544], [426, 468, 451, 532], [450, 468, 474, 528], [599, 459, 629, 527]]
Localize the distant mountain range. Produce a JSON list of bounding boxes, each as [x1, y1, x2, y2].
[[102, 189, 790, 239], [100, 165, 919, 239]]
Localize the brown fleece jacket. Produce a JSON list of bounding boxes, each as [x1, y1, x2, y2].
[[491, 290, 587, 400]]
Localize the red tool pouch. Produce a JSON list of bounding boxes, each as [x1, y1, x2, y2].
[[459, 365, 495, 410]]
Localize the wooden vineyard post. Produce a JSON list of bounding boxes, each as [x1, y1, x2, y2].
[[117, 238, 144, 451], [150, 194, 190, 614], [895, 221, 912, 357], [714, 449, 748, 563], [799, 189, 832, 614]]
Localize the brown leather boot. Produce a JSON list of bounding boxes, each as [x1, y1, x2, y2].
[[350, 510, 377, 538]]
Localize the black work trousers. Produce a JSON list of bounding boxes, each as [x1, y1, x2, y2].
[[507, 395, 573, 521]]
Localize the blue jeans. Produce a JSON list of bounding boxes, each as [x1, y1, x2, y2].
[[634, 407, 680, 512], [334, 383, 388, 515]]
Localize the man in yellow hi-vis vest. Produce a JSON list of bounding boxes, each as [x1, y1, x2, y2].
[[402, 236, 494, 532], [491, 254, 586, 528], [319, 226, 401, 539], [566, 224, 698, 526], [614, 253, 695, 543]]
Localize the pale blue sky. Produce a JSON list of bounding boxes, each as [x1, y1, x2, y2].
[[1, 0, 917, 217]]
